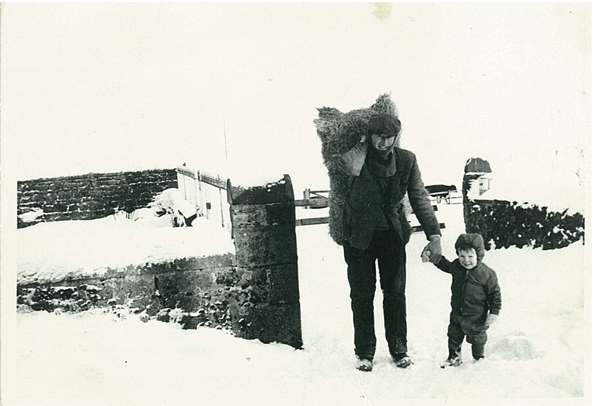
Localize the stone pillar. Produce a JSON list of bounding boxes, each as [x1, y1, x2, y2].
[[227, 174, 303, 349], [462, 157, 492, 233]]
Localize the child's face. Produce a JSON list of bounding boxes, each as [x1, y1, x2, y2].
[[458, 248, 478, 270]]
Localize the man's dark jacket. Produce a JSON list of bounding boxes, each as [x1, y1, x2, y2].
[[342, 147, 441, 250]]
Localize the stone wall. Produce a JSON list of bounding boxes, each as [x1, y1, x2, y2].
[[464, 198, 584, 250], [17, 173, 304, 349], [17, 254, 236, 330], [17, 169, 177, 225], [462, 166, 585, 250]]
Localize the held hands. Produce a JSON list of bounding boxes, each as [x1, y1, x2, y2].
[[421, 235, 442, 264], [420, 249, 437, 263], [485, 314, 499, 327]]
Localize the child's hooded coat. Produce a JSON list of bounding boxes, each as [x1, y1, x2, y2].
[[434, 233, 502, 319]]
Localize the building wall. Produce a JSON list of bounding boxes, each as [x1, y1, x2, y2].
[[176, 167, 231, 230]]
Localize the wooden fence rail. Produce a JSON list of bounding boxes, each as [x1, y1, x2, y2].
[[294, 188, 446, 231]]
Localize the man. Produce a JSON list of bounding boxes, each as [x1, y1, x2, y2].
[[338, 113, 442, 372]]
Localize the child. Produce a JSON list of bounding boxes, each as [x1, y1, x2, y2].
[[422, 233, 501, 367]]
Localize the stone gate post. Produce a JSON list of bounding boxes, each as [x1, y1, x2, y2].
[[227, 174, 303, 349]]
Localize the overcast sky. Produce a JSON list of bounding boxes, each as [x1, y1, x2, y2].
[[1, 2, 591, 193]]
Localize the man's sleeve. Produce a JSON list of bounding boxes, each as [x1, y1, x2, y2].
[[407, 155, 441, 238]]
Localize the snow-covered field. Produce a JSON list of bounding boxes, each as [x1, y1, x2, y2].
[[9, 202, 590, 406]]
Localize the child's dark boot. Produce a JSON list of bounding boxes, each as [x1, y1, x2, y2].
[[441, 348, 462, 368]]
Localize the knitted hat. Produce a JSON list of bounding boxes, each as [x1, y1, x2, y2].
[[455, 233, 486, 263], [367, 113, 401, 137]]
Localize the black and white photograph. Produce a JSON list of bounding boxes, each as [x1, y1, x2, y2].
[[0, 2, 594, 406]]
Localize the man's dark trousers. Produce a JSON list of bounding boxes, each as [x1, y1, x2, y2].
[[344, 229, 408, 360]]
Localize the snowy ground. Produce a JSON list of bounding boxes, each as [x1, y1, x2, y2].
[[8, 202, 590, 406]]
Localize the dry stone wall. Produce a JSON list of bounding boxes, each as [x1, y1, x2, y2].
[[17, 169, 177, 226], [17, 172, 304, 349], [17, 254, 236, 329], [462, 161, 584, 250]]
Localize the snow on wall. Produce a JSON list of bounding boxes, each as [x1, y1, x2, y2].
[[479, 178, 585, 215], [462, 165, 585, 250], [17, 215, 234, 285], [471, 158, 586, 215]]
